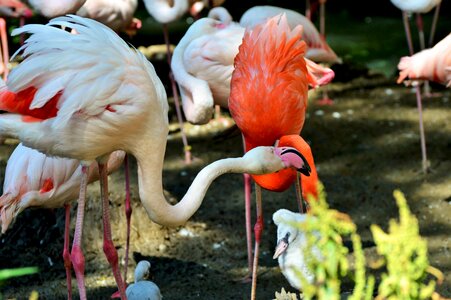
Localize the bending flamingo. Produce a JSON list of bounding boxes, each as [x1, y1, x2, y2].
[[171, 11, 334, 125], [229, 15, 322, 299], [0, 15, 310, 299], [397, 33, 451, 87], [391, 0, 442, 173], [0, 143, 125, 299]]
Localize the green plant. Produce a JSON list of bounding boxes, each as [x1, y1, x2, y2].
[[0, 266, 38, 300], [371, 190, 443, 300], [274, 187, 443, 300]]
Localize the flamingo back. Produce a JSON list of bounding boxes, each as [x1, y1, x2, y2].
[[230, 14, 309, 150]]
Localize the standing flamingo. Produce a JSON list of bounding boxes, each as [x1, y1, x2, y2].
[[0, 143, 125, 299], [229, 15, 322, 299], [390, 0, 442, 173], [0, 0, 33, 80], [397, 33, 450, 87], [0, 15, 311, 299]]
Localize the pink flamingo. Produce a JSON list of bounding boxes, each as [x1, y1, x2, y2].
[[397, 34, 450, 87], [0, 15, 311, 299], [76, 0, 141, 37], [391, 0, 442, 174], [240, 5, 340, 105], [27, 0, 87, 18], [0, 0, 33, 80], [0, 143, 125, 300], [171, 9, 334, 125]]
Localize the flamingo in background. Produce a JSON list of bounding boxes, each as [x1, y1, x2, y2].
[[0, 143, 125, 300], [0, 0, 33, 80], [397, 33, 451, 87], [126, 261, 162, 300], [171, 9, 334, 125], [240, 5, 340, 105], [27, 0, 87, 18], [76, 0, 141, 37], [390, 0, 442, 173], [229, 15, 323, 299], [0, 15, 310, 299]]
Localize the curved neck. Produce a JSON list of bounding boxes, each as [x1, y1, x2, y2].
[[133, 143, 247, 227], [145, 0, 188, 24]]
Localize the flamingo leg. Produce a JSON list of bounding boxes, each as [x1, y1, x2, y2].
[[415, 13, 431, 97], [63, 204, 73, 300], [162, 24, 192, 165], [402, 11, 428, 174], [70, 165, 88, 300], [317, 87, 333, 105], [123, 154, 132, 284], [294, 172, 306, 214], [111, 154, 132, 299], [250, 184, 263, 300], [428, 3, 441, 47], [305, 0, 311, 20], [98, 161, 127, 299], [0, 18, 9, 80], [243, 173, 253, 281], [319, 0, 326, 38]]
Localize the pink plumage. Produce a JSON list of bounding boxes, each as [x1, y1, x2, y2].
[[397, 34, 451, 87]]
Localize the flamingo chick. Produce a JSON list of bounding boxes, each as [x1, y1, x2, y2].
[[397, 33, 451, 87], [126, 261, 162, 300], [273, 209, 320, 290]]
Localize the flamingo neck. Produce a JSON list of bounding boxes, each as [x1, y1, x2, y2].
[[133, 143, 248, 227]]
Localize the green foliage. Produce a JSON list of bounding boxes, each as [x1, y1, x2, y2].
[[0, 267, 38, 300], [274, 187, 443, 300], [371, 190, 443, 300]]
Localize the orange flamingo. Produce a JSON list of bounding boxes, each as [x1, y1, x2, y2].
[[229, 15, 322, 299]]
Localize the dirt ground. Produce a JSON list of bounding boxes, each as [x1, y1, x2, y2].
[[0, 68, 450, 299]]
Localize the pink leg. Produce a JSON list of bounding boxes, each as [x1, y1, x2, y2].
[[162, 24, 192, 165], [123, 154, 132, 284], [243, 173, 253, 281], [0, 18, 9, 80], [63, 204, 73, 300], [402, 11, 428, 173], [111, 154, 132, 299], [71, 165, 88, 300], [319, 0, 326, 38], [305, 0, 311, 20], [317, 88, 334, 106], [250, 184, 263, 300], [428, 3, 441, 47], [98, 162, 127, 299], [19, 17, 25, 46]]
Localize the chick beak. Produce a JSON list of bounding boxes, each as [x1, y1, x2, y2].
[[273, 236, 289, 259]]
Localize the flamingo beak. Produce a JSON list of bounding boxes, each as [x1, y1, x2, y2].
[[275, 147, 311, 176], [273, 234, 290, 259]]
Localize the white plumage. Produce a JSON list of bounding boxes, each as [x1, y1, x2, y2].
[[273, 209, 320, 291], [27, 0, 87, 18], [126, 261, 162, 300], [390, 0, 441, 13]]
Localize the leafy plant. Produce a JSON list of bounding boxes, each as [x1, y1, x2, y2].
[[274, 187, 443, 300]]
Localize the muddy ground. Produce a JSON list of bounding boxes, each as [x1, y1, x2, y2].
[[0, 71, 450, 299]]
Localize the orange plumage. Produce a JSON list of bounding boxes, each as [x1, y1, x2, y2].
[[229, 14, 318, 195]]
